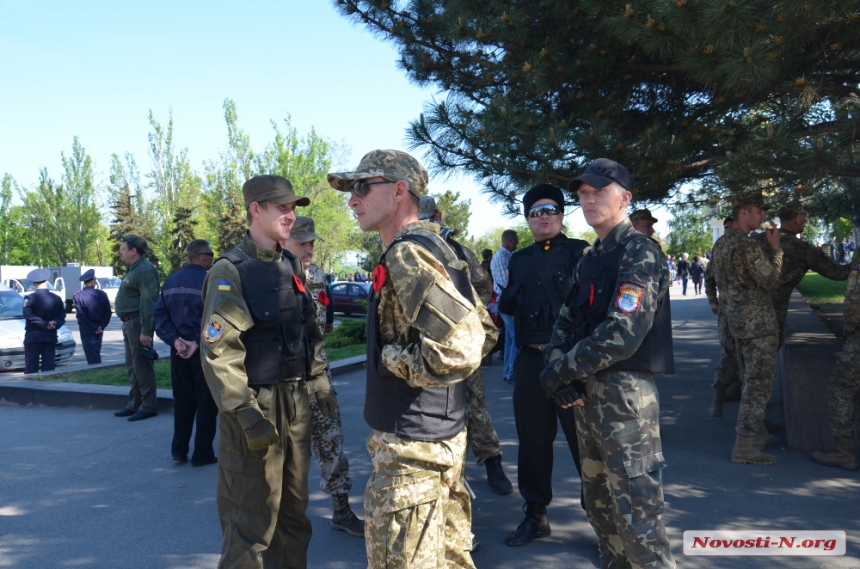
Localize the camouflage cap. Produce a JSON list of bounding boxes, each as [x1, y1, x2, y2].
[[327, 149, 429, 198], [775, 201, 806, 220], [731, 191, 770, 211], [290, 215, 324, 243], [629, 208, 658, 223], [418, 195, 439, 220], [123, 235, 147, 253], [242, 175, 310, 209]]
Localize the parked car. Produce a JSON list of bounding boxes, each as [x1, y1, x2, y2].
[[330, 282, 371, 316], [0, 284, 76, 371]]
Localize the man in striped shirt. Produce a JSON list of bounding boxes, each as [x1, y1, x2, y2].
[[491, 229, 520, 382]]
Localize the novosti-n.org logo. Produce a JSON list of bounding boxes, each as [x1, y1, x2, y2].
[[683, 531, 846, 556]]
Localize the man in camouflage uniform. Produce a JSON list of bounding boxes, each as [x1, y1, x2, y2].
[[328, 150, 497, 568], [629, 208, 658, 238], [541, 158, 675, 568], [705, 217, 742, 416], [282, 215, 365, 537], [418, 195, 513, 496], [710, 193, 783, 465], [752, 201, 850, 347], [811, 252, 860, 470], [200, 175, 337, 569]]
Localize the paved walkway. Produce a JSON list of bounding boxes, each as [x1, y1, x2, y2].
[[0, 286, 858, 568]]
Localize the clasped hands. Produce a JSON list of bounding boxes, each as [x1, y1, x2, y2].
[[173, 337, 199, 359], [539, 358, 586, 409]]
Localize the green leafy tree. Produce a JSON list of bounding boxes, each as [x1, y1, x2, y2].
[[218, 193, 246, 253], [169, 207, 197, 274], [665, 205, 713, 259], [0, 174, 17, 265], [430, 190, 472, 238], [109, 185, 147, 277], [336, 0, 860, 207], [59, 137, 102, 264]]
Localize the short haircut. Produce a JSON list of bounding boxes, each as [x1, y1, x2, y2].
[[246, 200, 270, 225], [482, 249, 493, 260], [731, 204, 752, 220], [187, 239, 212, 262], [723, 216, 734, 224], [501, 229, 518, 243]]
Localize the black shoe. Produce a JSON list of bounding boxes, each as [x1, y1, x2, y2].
[[172, 454, 188, 463], [114, 408, 136, 417], [505, 503, 550, 547], [191, 456, 218, 467], [331, 493, 365, 537], [128, 410, 157, 422], [485, 455, 514, 495]]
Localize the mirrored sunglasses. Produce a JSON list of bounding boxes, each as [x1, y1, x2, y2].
[[528, 203, 562, 218]]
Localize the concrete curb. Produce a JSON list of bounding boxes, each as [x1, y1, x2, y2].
[[0, 354, 367, 413]]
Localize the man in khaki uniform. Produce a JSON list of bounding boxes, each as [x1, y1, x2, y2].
[[629, 208, 658, 237], [200, 175, 337, 569], [418, 195, 513, 496], [282, 216, 365, 537], [710, 193, 783, 465], [328, 150, 497, 568]]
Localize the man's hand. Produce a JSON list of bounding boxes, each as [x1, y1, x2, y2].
[[539, 358, 570, 399], [236, 406, 279, 452], [174, 338, 188, 358], [324, 324, 334, 333], [315, 390, 338, 417], [139, 335, 153, 348], [95, 327, 103, 335], [183, 340, 199, 358], [710, 302, 719, 315], [47, 321, 57, 330], [764, 220, 781, 249], [554, 382, 586, 409]]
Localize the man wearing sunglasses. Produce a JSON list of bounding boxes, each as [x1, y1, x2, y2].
[[498, 184, 589, 547], [541, 158, 675, 568], [328, 150, 497, 569]]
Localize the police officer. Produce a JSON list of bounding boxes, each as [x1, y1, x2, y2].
[[499, 184, 588, 547], [629, 208, 658, 237], [113, 235, 161, 422], [282, 216, 365, 537], [752, 201, 850, 347], [200, 175, 335, 569], [328, 150, 497, 568], [23, 268, 65, 374], [74, 269, 112, 365], [418, 195, 514, 496], [541, 158, 675, 569], [811, 251, 859, 470], [154, 239, 218, 467], [710, 193, 782, 465]]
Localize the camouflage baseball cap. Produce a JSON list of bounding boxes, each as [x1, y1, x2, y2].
[[629, 208, 658, 223], [418, 196, 439, 220], [775, 201, 806, 220], [242, 175, 310, 209], [290, 215, 324, 243], [327, 149, 429, 198], [731, 191, 770, 211]]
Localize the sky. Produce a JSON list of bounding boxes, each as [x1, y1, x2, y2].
[[0, 0, 670, 240]]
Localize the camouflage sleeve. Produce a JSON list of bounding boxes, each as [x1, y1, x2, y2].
[[805, 241, 851, 281], [844, 259, 860, 333], [381, 241, 486, 388], [705, 258, 718, 304], [562, 239, 668, 380], [735, 238, 783, 293], [297, 262, 331, 394], [462, 244, 492, 305], [547, 300, 576, 363], [199, 260, 256, 414]]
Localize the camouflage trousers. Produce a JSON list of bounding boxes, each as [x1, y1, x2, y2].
[[365, 429, 475, 569], [712, 309, 740, 390], [827, 329, 860, 437], [575, 371, 675, 569], [308, 374, 352, 496], [466, 369, 502, 465], [735, 334, 779, 437]]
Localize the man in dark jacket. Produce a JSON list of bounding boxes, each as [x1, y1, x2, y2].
[[23, 268, 65, 374], [154, 240, 218, 466], [74, 269, 112, 364]]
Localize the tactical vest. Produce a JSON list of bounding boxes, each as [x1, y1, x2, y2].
[[569, 234, 674, 374], [365, 233, 472, 442], [223, 249, 313, 386]]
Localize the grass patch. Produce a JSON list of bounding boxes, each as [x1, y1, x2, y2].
[[46, 358, 173, 389], [796, 272, 848, 305], [326, 343, 366, 361]]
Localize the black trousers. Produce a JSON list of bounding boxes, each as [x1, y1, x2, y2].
[[80, 326, 103, 364], [171, 347, 218, 463], [25, 342, 55, 374], [512, 348, 582, 506]]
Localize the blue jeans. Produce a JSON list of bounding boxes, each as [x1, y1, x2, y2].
[[501, 313, 519, 380], [681, 275, 689, 295]]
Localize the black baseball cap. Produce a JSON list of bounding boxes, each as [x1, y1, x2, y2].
[[568, 158, 633, 193]]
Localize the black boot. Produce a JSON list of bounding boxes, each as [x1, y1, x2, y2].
[[331, 493, 365, 537], [485, 455, 513, 495], [505, 502, 550, 547]]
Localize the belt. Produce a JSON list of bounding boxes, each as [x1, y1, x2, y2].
[[119, 312, 139, 322], [528, 343, 548, 351]]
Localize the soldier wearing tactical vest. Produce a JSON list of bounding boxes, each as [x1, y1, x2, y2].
[[498, 184, 589, 547], [200, 175, 336, 569], [418, 195, 514, 496], [542, 158, 675, 569], [328, 150, 497, 569]]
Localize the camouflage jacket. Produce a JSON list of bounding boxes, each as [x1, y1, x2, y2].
[[845, 255, 860, 334], [377, 221, 498, 388], [705, 235, 726, 306], [752, 229, 850, 309], [306, 262, 328, 329], [439, 226, 492, 305], [711, 228, 783, 339], [548, 219, 669, 379], [199, 233, 330, 414]]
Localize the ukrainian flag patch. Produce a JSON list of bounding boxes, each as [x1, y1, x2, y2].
[[218, 280, 231, 291]]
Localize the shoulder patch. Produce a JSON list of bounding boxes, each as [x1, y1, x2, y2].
[[616, 282, 644, 313], [217, 279, 231, 291], [204, 315, 226, 342]]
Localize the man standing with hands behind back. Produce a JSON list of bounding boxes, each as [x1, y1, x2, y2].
[[113, 235, 161, 422], [23, 268, 66, 374], [74, 269, 112, 365]]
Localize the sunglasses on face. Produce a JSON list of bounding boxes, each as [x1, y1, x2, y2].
[[351, 178, 393, 198], [528, 203, 563, 218]]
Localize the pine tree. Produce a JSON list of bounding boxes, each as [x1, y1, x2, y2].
[[109, 185, 149, 277], [219, 189, 246, 253], [169, 207, 197, 274]]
